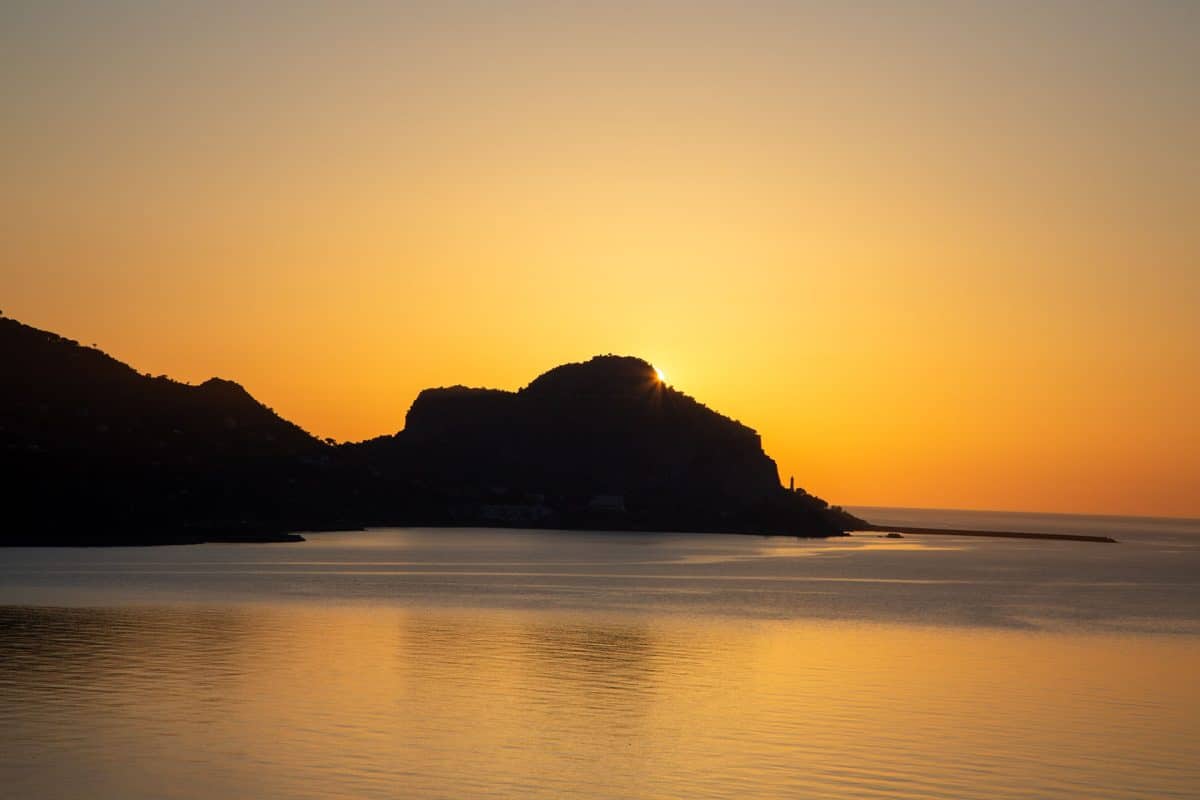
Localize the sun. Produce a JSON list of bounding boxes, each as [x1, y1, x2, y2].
[[654, 366, 667, 383]]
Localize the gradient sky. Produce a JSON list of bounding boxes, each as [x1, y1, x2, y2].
[[3, 1, 1197, 516]]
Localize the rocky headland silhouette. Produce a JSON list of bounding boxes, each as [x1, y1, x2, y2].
[[1, 315, 862, 545]]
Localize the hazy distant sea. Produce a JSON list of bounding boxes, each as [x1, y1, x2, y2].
[[2, 508, 1198, 799]]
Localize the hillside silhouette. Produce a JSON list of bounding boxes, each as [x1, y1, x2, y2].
[[360, 356, 779, 498], [1, 315, 861, 544], [1, 317, 331, 543]]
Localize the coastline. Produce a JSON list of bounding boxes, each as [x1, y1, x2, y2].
[[6, 513, 1142, 547]]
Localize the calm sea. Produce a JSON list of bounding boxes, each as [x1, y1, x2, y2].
[[2, 508, 1198, 799]]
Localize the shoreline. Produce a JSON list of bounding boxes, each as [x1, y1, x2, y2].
[[2, 522, 1124, 547], [0, 517, 851, 547]]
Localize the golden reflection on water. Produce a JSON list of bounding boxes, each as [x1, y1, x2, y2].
[[2, 605, 1198, 799], [678, 538, 965, 565]]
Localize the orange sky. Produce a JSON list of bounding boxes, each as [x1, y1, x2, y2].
[[2, 2, 1197, 516]]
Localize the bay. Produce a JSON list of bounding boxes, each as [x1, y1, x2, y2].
[[2, 509, 1198, 799]]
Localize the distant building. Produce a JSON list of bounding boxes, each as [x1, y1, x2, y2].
[[588, 494, 626, 513], [480, 503, 554, 524]]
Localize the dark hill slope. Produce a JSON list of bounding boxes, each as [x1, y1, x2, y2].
[[0, 318, 318, 460], [0, 317, 327, 543]]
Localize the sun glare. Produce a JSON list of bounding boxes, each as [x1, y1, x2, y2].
[[654, 367, 667, 383]]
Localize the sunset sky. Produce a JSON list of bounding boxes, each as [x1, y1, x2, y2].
[[3, 2, 1197, 516]]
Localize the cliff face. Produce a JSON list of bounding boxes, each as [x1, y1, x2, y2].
[[366, 356, 782, 504]]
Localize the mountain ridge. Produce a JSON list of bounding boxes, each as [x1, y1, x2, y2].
[[0, 314, 860, 544]]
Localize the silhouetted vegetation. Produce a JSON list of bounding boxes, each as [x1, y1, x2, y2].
[[0, 318, 863, 545]]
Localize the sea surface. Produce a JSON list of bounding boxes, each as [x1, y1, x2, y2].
[[2, 508, 1198, 799]]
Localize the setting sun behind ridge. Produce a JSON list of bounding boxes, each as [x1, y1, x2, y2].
[[2, 2, 1197, 517], [654, 367, 667, 384]]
